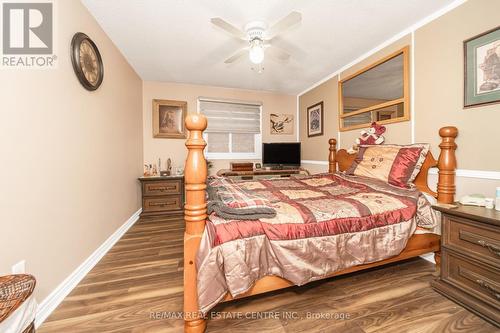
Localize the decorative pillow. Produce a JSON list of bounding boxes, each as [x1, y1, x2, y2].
[[346, 144, 430, 188]]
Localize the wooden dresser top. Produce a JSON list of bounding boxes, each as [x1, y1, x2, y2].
[[138, 175, 184, 181], [433, 204, 500, 227]]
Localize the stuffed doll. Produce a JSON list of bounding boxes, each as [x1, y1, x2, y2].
[[355, 122, 386, 146]]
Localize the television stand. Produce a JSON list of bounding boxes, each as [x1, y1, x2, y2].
[[268, 165, 300, 170], [217, 167, 310, 180]]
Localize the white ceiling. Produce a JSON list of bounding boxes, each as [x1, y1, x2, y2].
[[82, 0, 456, 94]]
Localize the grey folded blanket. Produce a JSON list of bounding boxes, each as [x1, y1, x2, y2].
[[207, 184, 276, 220]]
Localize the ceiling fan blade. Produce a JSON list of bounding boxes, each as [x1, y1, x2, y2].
[[211, 18, 246, 40], [267, 46, 291, 62], [266, 11, 302, 39], [224, 48, 248, 64]]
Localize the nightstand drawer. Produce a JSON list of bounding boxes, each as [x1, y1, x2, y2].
[[442, 249, 500, 309], [143, 180, 181, 196], [443, 215, 500, 266], [143, 196, 182, 212]]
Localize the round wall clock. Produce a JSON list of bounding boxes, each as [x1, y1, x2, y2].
[[71, 32, 103, 91]]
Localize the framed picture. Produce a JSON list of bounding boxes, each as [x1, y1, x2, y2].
[[464, 26, 500, 108], [152, 99, 187, 138], [270, 113, 294, 135], [307, 101, 324, 137]]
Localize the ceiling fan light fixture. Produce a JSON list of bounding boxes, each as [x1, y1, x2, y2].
[[249, 38, 264, 64], [212, 13, 300, 67]]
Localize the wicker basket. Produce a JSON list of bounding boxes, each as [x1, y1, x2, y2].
[[0, 274, 36, 331]]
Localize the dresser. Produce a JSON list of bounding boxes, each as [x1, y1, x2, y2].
[[138, 176, 184, 217], [431, 204, 500, 327]]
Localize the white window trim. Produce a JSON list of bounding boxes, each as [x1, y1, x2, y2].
[[199, 98, 263, 160]]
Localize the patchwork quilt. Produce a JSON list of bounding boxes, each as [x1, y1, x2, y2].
[[197, 173, 439, 314]]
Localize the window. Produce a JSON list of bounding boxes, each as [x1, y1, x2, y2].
[[338, 46, 409, 131], [199, 98, 262, 159]]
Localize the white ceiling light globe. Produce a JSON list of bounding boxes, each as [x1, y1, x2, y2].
[[249, 40, 264, 64]]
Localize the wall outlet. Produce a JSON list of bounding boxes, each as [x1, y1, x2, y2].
[[12, 260, 26, 274]]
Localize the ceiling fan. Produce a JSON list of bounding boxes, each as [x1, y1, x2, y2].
[[211, 11, 302, 67]]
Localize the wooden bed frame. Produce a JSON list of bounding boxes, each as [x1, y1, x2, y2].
[[183, 114, 458, 333]]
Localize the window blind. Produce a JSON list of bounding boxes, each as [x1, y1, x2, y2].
[[199, 100, 261, 134]]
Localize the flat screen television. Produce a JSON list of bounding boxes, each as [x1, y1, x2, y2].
[[262, 142, 301, 168]]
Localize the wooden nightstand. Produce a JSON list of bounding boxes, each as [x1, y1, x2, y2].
[[138, 176, 184, 217], [431, 204, 500, 327]]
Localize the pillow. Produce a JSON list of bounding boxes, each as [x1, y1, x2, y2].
[[346, 144, 430, 188]]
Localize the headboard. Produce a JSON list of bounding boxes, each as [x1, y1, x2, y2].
[[328, 127, 458, 204]]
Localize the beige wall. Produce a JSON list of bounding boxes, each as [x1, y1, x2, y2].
[[0, 0, 143, 303], [299, 75, 339, 160], [300, 0, 499, 197], [414, 0, 500, 170], [142, 81, 296, 174]]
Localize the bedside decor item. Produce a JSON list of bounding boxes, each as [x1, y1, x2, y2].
[[138, 176, 184, 217], [270, 113, 294, 135], [460, 194, 487, 206], [167, 158, 172, 173], [160, 158, 172, 176], [143, 164, 151, 177], [307, 101, 324, 137], [485, 198, 495, 209], [152, 99, 187, 139], [174, 166, 184, 176], [151, 164, 158, 176], [70, 32, 104, 91], [464, 26, 500, 108], [496, 187, 500, 211]]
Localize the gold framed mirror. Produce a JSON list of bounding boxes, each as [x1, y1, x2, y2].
[[338, 46, 410, 131]]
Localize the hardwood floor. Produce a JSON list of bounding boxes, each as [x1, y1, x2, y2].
[[39, 216, 498, 333]]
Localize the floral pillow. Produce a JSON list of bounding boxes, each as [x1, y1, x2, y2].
[[346, 144, 430, 188]]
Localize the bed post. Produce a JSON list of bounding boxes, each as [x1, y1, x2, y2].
[[184, 114, 208, 333], [434, 126, 458, 270], [437, 126, 458, 204], [329, 138, 337, 173]]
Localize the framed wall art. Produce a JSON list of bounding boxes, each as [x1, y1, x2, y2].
[[270, 113, 294, 135], [464, 26, 500, 108], [152, 99, 187, 139], [307, 101, 324, 137]]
